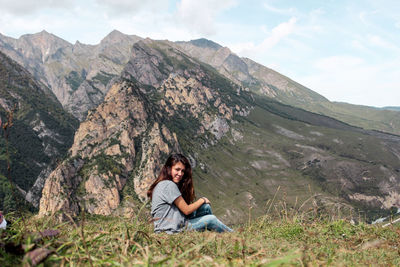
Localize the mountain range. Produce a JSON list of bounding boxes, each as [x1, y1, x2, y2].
[[0, 30, 141, 121], [0, 31, 399, 223], [2, 31, 400, 135]]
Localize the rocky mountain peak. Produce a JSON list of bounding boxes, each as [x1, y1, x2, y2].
[[37, 29, 51, 36], [188, 38, 222, 50], [19, 30, 72, 59], [101, 29, 124, 39], [73, 40, 92, 47], [0, 32, 16, 42], [100, 30, 141, 46], [175, 40, 233, 70]]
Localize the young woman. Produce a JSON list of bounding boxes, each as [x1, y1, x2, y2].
[[147, 154, 233, 234]]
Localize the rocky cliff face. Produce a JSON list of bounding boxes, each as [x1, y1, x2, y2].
[[175, 38, 326, 102], [0, 51, 78, 209], [0, 30, 141, 120], [176, 39, 254, 87], [39, 39, 250, 218]]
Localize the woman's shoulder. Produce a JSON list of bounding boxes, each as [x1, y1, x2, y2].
[[159, 180, 174, 185], [154, 180, 176, 190], [153, 180, 180, 198]]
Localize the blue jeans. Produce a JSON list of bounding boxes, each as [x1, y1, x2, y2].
[[187, 204, 233, 233]]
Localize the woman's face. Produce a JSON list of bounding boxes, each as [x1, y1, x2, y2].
[[171, 161, 185, 183]]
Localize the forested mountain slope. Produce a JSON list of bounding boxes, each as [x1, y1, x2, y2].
[[0, 51, 78, 209]]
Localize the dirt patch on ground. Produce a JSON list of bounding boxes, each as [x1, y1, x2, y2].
[[274, 125, 305, 140]]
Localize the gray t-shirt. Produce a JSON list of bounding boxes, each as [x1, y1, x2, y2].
[[151, 180, 186, 233]]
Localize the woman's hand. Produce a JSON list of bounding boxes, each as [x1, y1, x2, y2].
[[201, 197, 210, 204], [174, 196, 210, 215]]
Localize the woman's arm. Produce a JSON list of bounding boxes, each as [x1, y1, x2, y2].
[[174, 196, 210, 215]]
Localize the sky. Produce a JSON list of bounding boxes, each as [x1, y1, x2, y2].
[[0, 0, 399, 107]]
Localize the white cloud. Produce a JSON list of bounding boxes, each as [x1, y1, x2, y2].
[[176, 0, 237, 36], [0, 13, 70, 38], [396, 21, 400, 28], [100, 0, 239, 41], [230, 17, 297, 56], [309, 8, 325, 17], [260, 25, 269, 34], [260, 17, 297, 49], [358, 10, 378, 25], [351, 40, 367, 51], [0, 0, 74, 15], [95, 0, 168, 16], [263, 2, 296, 15], [107, 14, 196, 42], [366, 34, 399, 51], [229, 41, 256, 54], [358, 11, 367, 24], [0, 0, 239, 44], [0, 5, 111, 44]]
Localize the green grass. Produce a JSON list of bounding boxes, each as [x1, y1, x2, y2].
[[92, 71, 115, 86], [65, 71, 85, 92], [1, 208, 400, 266], [311, 101, 400, 136]]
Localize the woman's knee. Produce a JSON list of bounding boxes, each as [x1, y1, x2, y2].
[[202, 203, 212, 214], [194, 203, 212, 217]]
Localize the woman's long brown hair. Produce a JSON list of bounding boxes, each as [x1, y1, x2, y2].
[[147, 154, 195, 203]]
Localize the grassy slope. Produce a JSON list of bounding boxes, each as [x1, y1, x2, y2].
[[308, 101, 400, 136], [1, 210, 400, 266], [189, 95, 400, 224], [271, 83, 400, 136], [255, 81, 400, 136], [240, 57, 400, 136], [193, 109, 329, 224]]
